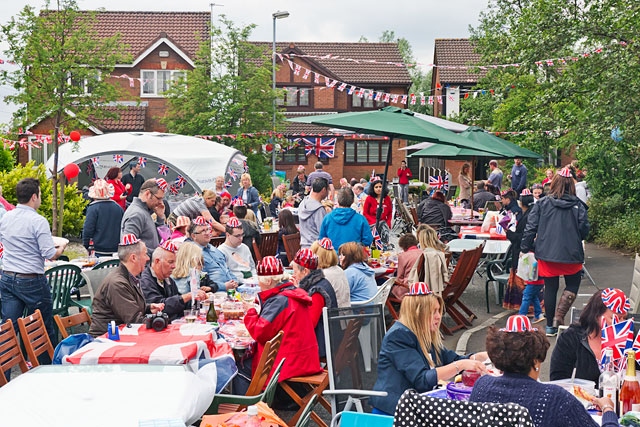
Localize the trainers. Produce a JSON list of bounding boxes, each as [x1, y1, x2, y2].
[[545, 326, 558, 337], [533, 315, 546, 324]]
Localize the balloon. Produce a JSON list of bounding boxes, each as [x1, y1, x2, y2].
[[69, 131, 81, 142], [265, 143, 273, 152], [63, 163, 80, 180]]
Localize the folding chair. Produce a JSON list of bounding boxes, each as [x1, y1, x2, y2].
[[210, 236, 226, 247], [0, 319, 29, 386], [295, 394, 319, 427], [45, 264, 83, 317], [281, 370, 330, 427], [17, 309, 54, 368], [484, 253, 512, 313], [54, 308, 92, 339], [283, 233, 301, 264]]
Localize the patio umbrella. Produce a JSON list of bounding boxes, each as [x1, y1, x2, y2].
[[289, 107, 486, 233], [459, 126, 543, 159]]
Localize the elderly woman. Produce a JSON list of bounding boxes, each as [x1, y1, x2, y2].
[[310, 238, 350, 307], [371, 282, 488, 416], [339, 242, 377, 303], [550, 288, 630, 383], [470, 314, 618, 427], [236, 173, 261, 217]]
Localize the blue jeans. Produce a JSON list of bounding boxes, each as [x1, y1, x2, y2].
[[399, 184, 409, 203], [519, 284, 542, 318], [0, 274, 55, 368]]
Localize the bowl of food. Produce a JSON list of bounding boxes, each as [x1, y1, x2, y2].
[[446, 381, 472, 401]]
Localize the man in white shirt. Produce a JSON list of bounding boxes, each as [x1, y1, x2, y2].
[[217, 217, 257, 282]]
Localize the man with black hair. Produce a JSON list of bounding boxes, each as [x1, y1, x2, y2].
[[472, 181, 497, 211], [299, 177, 329, 248], [122, 159, 145, 204]]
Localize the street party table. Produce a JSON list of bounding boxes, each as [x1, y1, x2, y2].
[[63, 323, 232, 365], [201, 401, 287, 427], [458, 226, 508, 241]]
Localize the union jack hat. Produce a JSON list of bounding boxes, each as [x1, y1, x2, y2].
[[226, 217, 242, 228], [601, 288, 630, 315], [257, 256, 284, 276], [558, 167, 573, 178], [501, 189, 514, 198], [231, 197, 244, 207], [318, 237, 334, 251], [159, 240, 178, 254], [119, 233, 140, 246], [174, 216, 190, 229], [520, 189, 532, 196], [193, 216, 209, 226], [407, 282, 432, 296], [294, 248, 318, 270], [500, 314, 537, 332], [155, 178, 168, 191]]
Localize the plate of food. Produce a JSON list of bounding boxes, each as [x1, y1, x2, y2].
[[52, 236, 69, 249]]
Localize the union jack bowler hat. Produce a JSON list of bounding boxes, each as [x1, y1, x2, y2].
[[226, 217, 242, 228], [557, 167, 573, 178], [119, 233, 140, 246], [601, 288, 631, 314], [318, 237, 334, 251], [257, 256, 284, 276], [294, 248, 318, 270], [159, 240, 178, 254], [500, 314, 537, 332], [520, 189, 532, 196], [193, 216, 209, 226], [407, 282, 432, 296], [231, 197, 244, 207], [155, 178, 168, 191]]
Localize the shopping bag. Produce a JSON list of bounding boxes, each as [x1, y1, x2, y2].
[[516, 252, 538, 281]]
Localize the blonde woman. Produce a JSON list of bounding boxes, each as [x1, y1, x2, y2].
[[370, 282, 488, 416], [269, 187, 284, 217], [458, 163, 473, 206], [310, 238, 350, 307], [171, 241, 214, 294], [408, 224, 449, 295], [236, 173, 260, 216]]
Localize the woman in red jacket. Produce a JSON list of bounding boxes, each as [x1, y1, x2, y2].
[[363, 178, 392, 227], [106, 167, 128, 210]]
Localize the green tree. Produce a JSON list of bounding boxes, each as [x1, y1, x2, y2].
[[1, 0, 128, 235]]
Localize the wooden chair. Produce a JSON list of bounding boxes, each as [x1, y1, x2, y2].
[[0, 319, 29, 386], [283, 233, 301, 264], [280, 369, 331, 427], [205, 330, 284, 414], [17, 309, 54, 368], [258, 231, 279, 260], [441, 243, 484, 335], [210, 236, 226, 247], [45, 264, 83, 317], [54, 308, 92, 339], [409, 206, 419, 225]]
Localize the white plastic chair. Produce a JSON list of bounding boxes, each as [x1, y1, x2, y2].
[[351, 277, 394, 372]]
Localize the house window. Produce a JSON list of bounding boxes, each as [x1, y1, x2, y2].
[[351, 89, 386, 109], [277, 86, 310, 107], [277, 146, 307, 164], [141, 70, 186, 96], [67, 71, 100, 95], [344, 139, 389, 164]]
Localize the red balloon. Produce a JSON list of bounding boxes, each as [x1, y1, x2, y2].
[[265, 143, 273, 152], [69, 131, 81, 142], [63, 163, 80, 180]]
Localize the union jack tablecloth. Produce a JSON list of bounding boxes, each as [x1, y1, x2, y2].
[[458, 225, 508, 241], [63, 323, 233, 365]]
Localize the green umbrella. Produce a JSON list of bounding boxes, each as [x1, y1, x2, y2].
[[407, 144, 501, 159], [459, 126, 542, 159]]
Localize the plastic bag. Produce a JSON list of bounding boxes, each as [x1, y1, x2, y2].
[[53, 333, 94, 364], [516, 252, 538, 281]]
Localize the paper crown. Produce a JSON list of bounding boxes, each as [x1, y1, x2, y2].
[[193, 216, 209, 226], [318, 237, 334, 251], [174, 216, 191, 229], [407, 282, 433, 296], [500, 315, 537, 332], [558, 168, 572, 178], [601, 288, 630, 314], [88, 179, 115, 200], [231, 197, 244, 207], [520, 189, 532, 196], [159, 240, 178, 254], [257, 256, 284, 276], [501, 189, 513, 197], [119, 233, 140, 246], [155, 178, 168, 191], [294, 248, 318, 270], [226, 217, 242, 228]]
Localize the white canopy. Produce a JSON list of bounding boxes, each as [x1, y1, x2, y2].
[[45, 132, 245, 192]]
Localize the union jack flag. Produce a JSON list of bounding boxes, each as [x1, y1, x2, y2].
[[224, 180, 232, 189], [601, 319, 634, 368], [158, 164, 168, 176], [303, 137, 336, 159], [228, 168, 238, 181], [138, 157, 147, 168], [372, 227, 383, 250], [175, 175, 187, 189], [243, 159, 249, 172], [168, 185, 179, 195], [429, 175, 449, 191], [113, 154, 123, 164], [91, 157, 100, 166]]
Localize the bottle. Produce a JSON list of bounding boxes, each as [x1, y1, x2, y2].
[[227, 289, 236, 301], [88, 239, 96, 262], [620, 350, 640, 414], [206, 299, 218, 323], [246, 405, 261, 427], [599, 348, 619, 415]]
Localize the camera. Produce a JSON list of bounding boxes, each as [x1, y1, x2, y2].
[[144, 312, 169, 332]]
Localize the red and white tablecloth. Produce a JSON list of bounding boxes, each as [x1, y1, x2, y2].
[[458, 226, 508, 241], [63, 323, 232, 365]]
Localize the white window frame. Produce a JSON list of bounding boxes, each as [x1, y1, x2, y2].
[[67, 71, 101, 96], [140, 70, 186, 97]]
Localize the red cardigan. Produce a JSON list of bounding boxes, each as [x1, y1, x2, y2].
[[108, 179, 127, 210], [363, 195, 392, 227]]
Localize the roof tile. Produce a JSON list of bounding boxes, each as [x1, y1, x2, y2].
[[90, 106, 147, 132], [434, 38, 487, 84]]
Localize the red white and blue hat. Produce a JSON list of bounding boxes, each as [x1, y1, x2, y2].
[[119, 233, 140, 246], [193, 216, 210, 227], [257, 256, 284, 276], [294, 248, 318, 270], [500, 314, 537, 332], [318, 237, 334, 251], [601, 288, 630, 314], [226, 217, 242, 228], [520, 189, 532, 196], [558, 168, 572, 178], [231, 197, 244, 207], [159, 240, 178, 254], [155, 178, 168, 191], [407, 282, 433, 296]]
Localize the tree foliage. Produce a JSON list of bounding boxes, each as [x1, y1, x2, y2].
[[1, 0, 128, 234]]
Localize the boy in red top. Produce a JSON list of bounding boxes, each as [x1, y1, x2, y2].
[[397, 160, 412, 203]]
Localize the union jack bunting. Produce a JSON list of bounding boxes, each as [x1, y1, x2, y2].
[[91, 157, 100, 166], [158, 164, 169, 176], [429, 175, 449, 191], [174, 175, 187, 189], [113, 154, 124, 164], [138, 157, 147, 168], [600, 319, 634, 368], [228, 168, 238, 180], [372, 227, 383, 250], [168, 185, 179, 195], [303, 137, 336, 158]]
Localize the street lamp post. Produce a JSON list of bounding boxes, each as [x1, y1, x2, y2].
[[272, 10, 289, 177]]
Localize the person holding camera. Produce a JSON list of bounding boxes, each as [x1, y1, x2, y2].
[[89, 234, 165, 337], [140, 240, 207, 322]]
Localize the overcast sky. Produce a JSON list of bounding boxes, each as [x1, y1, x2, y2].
[[0, 0, 490, 128]]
